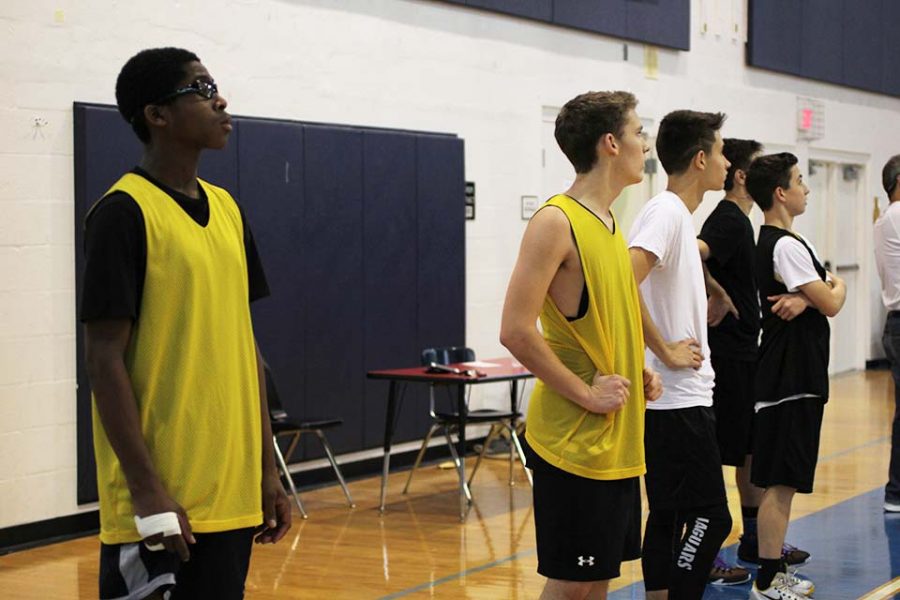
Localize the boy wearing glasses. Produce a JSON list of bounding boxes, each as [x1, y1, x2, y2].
[[81, 47, 291, 599]]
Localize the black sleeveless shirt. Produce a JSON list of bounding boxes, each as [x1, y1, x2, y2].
[[755, 226, 830, 404]]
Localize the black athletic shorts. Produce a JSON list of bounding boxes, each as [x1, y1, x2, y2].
[[525, 443, 641, 582], [711, 355, 757, 467], [751, 396, 826, 494], [99, 527, 255, 600], [644, 406, 727, 511]]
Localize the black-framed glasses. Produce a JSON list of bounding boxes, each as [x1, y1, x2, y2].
[[151, 79, 218, 105]]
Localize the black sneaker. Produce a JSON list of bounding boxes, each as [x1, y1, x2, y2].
[[737, 535, 810, 566], [781, 543, 810, 566]]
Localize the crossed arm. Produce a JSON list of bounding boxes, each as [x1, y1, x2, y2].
[[697, 238, 813, 322], [796, 273, 846, 317]]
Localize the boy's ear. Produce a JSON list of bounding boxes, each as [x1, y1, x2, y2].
[[143, 104, 168, 128], [597, 132, 618, 157], [734, 169, 746, 186], [693, 149, 707, 171], [607, 132, 618, 150], [773, 186, 787, 204]]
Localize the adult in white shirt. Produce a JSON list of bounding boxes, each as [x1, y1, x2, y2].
[[628, 110, 733, 600], [875, 154, 900, 512]]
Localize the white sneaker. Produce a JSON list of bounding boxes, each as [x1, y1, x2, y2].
[[785, 569, 815, 597], [750, 572, 808, 599]]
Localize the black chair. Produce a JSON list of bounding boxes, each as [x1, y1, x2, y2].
[[402, 346, 531, 501], [264, 364, 355, 519]]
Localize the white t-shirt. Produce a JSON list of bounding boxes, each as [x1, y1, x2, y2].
[[875, 202, 900, 311], [628, 191, 715, 410], [773, 233, 824, 292]]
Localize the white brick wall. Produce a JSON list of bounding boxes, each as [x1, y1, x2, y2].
[[1, 0, 899, 530]]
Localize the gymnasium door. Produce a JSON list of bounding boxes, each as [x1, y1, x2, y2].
[[801, 159, 866, 374]]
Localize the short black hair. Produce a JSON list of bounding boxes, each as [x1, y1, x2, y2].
[[116, 47, 200, 143], [723, 138, 763, 191], [746, 152, 798, 211], [555, 91, 637, 174], [883, 154, 900, 196], [655, 110, 726, 175]]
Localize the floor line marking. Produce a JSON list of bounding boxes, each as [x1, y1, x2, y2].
[[377, 434, 890, 599], [376, 549, 537, 599], [819, 435, 889, 463], [857, 576, 900, 600]]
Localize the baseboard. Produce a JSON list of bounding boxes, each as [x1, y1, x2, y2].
[[0, 511, 99, 556], [867, 358, 890, 370], [0, 437, 485, 555]]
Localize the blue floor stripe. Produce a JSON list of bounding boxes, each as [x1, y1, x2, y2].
[[378, 436, 894, 599], [609, 487, 900, 600]]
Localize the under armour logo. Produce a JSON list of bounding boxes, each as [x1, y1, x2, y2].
[[577, 555, 595, 567]]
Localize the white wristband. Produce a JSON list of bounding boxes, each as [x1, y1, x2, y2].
[[134, 512, 181, 551]]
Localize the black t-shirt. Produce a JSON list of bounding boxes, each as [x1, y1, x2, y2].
[[79, 167, 269, 322], [697, 199, 760, 360]]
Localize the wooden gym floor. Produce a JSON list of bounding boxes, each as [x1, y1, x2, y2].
[[0, 370, 895, 599]]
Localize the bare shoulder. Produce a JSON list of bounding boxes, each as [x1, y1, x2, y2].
[[523, 206, 573, 251], [529, 203, 570, 230], [512, 205, 577, 278]]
